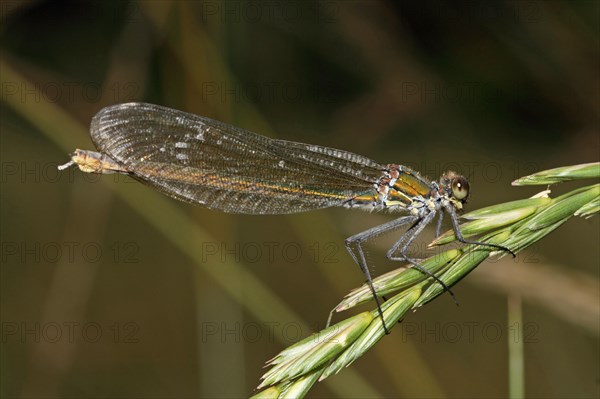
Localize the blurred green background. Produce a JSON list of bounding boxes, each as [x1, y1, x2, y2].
[[1, 1, 598, 398]]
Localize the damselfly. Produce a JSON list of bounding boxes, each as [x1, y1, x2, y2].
[[59, 103, 513, 333]]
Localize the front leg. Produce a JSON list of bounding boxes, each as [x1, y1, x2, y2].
[[445, 203, 516, 257]]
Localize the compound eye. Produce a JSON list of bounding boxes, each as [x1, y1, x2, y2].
[[451, 176, 469, 200]]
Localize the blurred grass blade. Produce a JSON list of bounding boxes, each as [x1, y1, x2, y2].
[[508, 294, 525, 399], [512, 162, 600, 185]]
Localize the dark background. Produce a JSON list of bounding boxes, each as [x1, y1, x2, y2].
[[1, 1, 598, 398]]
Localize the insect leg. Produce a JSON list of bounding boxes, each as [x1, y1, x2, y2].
[[445, 204, 516, 257], [386, 211, 458, 303], [340, 216, 418, 334]]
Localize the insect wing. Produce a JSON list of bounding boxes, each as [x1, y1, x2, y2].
[[90, 103, 385, 214]]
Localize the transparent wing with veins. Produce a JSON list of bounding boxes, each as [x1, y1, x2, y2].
[[90, 103, 387, 214]]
